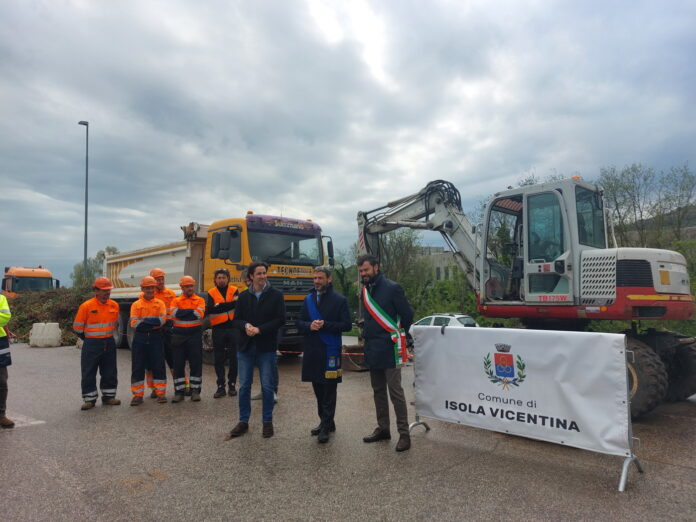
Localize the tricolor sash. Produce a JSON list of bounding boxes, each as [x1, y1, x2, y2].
[[362, 286, 408, 366], [305, 294, 342, 379]]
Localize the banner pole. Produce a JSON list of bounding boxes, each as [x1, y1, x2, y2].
[[408, 346, 430, 434], [618, 455, 643, 492]]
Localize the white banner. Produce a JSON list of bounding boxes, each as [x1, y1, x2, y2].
[[412, 326, 632, 457]]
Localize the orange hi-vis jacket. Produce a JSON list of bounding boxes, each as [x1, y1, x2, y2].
[[140, 287, 177, 321], [170, 294, 205, 334], [73, 297, 120, 339], [207, 286, 238, 326], [130, 297, 167, 332]]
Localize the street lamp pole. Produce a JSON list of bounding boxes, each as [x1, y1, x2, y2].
[[78, 121, 89, 276]]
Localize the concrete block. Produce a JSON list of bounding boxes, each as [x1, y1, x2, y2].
[[29, 323, 62, 347]]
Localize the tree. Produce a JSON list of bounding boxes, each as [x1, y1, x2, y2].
[[70, 246, 119, 288]]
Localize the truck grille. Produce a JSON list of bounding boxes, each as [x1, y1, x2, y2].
[[267, 276, 314, 295], [617, 260, 653, 287]]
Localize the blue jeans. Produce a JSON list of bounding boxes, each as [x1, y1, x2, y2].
[[238, 345, 276, 423]]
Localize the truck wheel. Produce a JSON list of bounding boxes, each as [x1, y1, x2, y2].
[[666, 343, 696, 401], [202, 329, 215, 365], [626, 337, 668, 419], [114, 311, 129, 349]]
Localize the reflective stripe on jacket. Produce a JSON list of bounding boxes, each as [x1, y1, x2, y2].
[[170, 294, 205, 334], [130, 297, 166, 331], [207, 286, 238, 326], [73, 297, 120, 339]]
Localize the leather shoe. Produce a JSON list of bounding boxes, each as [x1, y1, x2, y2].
[[226, 421, 249, 439], [262, 421, 274, 438], [213, 386, 226, 398], [363, 427, 391, 443], [130, 396, 144, 406], [80, 401, 96, 411], [171, 394, 185, 403], [102, 398, 121, 406], [228, 386, 237, 397], [0, 415, 15, 428], [311, 421, 336, 436], [318, 429, 330, 443], [395, 434, 411, 452]]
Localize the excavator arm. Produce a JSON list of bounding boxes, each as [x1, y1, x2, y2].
[[357, 180, 481, 292]]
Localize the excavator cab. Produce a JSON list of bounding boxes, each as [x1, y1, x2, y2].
[[482, 178, 606, 306]]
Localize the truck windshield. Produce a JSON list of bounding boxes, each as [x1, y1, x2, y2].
[[575, 186, 606, 248], [248, 231, 322, 266], [14, 277, 53, 291]]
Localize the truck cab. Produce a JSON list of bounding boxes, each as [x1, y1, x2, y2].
[[2, 266, 60, 298]]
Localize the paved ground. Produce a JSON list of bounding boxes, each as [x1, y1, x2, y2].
[[2, 342, 695, 521]]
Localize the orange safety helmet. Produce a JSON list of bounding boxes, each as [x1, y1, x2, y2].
[[150, 268, 166, 279], [140, 276, 157, 287], [94, 277, 114, 290], [179, 275, 196, 286]]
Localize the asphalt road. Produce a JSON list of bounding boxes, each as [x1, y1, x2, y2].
[[3, 343, 696, 521]]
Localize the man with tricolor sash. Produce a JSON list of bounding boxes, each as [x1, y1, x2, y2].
[[297, 266, 351, 443], [357, 254, 414, 452]]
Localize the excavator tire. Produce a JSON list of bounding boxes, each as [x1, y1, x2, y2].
[[626, 337, 668, 419], [666, 342, 696, 402]]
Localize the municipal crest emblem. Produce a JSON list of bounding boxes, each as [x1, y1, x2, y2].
[[483, 343, 526, 389]]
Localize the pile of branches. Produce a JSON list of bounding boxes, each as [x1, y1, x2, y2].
[[6, 288, 92, 345]]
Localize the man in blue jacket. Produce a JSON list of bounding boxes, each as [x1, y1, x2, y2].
[[297, 266, 351, 443], [357, 254, 414, 452]]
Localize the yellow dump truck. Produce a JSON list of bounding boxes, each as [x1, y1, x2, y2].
[[2, 266, 60, 298], [104, 213, 333, 351]]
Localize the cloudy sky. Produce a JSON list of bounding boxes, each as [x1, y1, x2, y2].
[[1, 0, 695, 285]]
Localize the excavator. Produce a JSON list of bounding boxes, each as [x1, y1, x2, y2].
[[357, 178, 696, 418]]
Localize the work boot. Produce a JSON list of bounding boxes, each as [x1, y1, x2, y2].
[[225, 421, 249, 439], [81, 401, 96, 411], [191, 392, 201, 402], [156, 395, 168, 404], [0, 415, 15, 429], [130, 396, 144, 406], [172, 394, 185, 403], [213, 386, 226, 399], [228, 385, 237, 397], [363, 427, 391, 443], [102, 398, 121, 406], [262, 421, 274, 438], [150, 389, 158, 399], [317, 429, 330, 444], [395, 434, 411, 452]]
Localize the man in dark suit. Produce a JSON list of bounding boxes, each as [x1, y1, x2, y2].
[[226, 262, 285, 440], [357, 254, 414, 452], [297, 266, 352, 443]]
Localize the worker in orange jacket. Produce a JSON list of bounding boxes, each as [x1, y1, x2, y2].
[[129, 276, 168, 406], [170, 276, 205, 402], [146, 268, 178, 398], [73, 277, 121, 410], [206, 268, 239, 398]]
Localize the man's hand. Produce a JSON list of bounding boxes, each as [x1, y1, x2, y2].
[[245, 323, 260, 337], [310, 320, 324, 331]]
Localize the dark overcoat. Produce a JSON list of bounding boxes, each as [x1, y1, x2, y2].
[[297, 285, 351, 383], [361, 273, 413, 370]]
